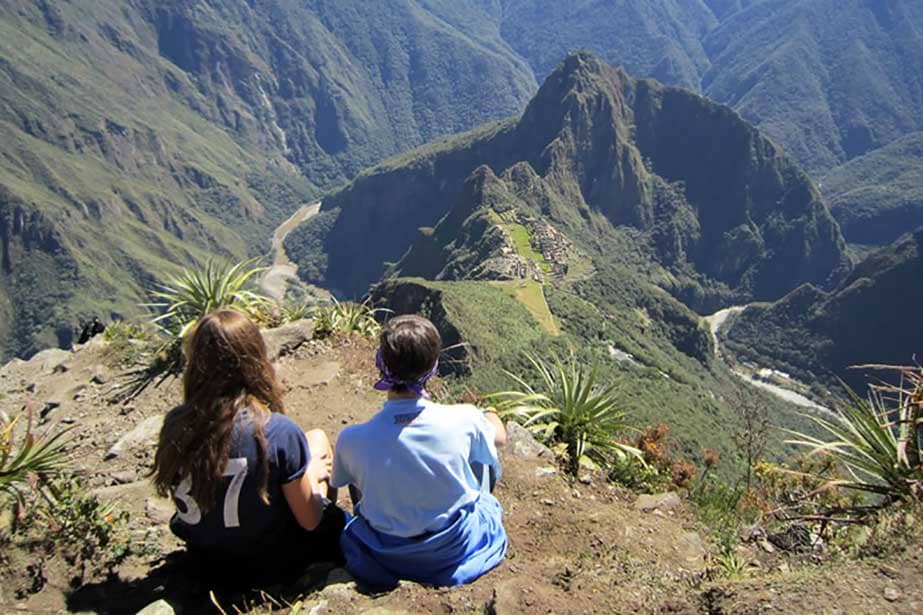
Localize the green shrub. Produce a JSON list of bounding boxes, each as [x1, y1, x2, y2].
[[0, 408, 71, 508], [280, 302, 313, 324], [693, 478, 747, 556], [786, 366, 923, 503], [101, 321, 151, 343], [12, 476, 151, 586], [147, 258, 271, 338], [312, 298, 385, 339], [489, 354, 640, 475]]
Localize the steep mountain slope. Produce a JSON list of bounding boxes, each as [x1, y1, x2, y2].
[[291, 53, 849, 309], [0, 0, 538, 359], [0, 1, 310, 358], [703, 0, 760, 21], [725, 229, 923, 391], [4, 0, 920, 358], [495, 0, 717, 89], [823, 132, 923, 246], [703, 0, 923, 174], [284, 54, 847, 457]]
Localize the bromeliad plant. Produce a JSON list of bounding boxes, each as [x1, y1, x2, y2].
[[489, 354, 641, 475], [312, 297, 388, 339], [786, 365, 923, 504], [147, 258, 271, 339], [0, 407, 71, 508], [120, 259, 273, 399]]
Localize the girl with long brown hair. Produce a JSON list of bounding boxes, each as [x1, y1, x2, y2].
[[152, 308, 344, 579]]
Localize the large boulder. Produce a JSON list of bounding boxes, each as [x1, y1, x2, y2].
[[30, 348, 72, 374], [504, 422, 553, 459], [263, 320, 315, 360], [105, 414, 165, 460]]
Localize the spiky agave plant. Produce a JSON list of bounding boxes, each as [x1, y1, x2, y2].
[[0, 408, 71, 508], [312, 298, 388, 339], [488, 354, 641, 475], [786, 365, 923, 503], [147, 258, 271, 338]]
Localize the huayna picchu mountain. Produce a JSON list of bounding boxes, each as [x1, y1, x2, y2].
[[289, 52, 850, 313]]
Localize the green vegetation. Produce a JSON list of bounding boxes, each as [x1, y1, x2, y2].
[[9, 475, 150, 587], [703, 0, 923, 173], [609, 424, 699, 493], [0, 409, 71, 508], [504, 223, 550, 272], [490, 354, 641, 475], [312, 299, 384, 340], [148, 259, 271, 339], [787, 366, 923, 502], [3, 0, 923, 360], [824, 132, 923, 246], [0, 0, 539, 360], [492, 281, 559, 336], [298, 53, 848, 310], [693, 478, 750, 563], [496, 0, 716, 88], [725, 230, 923, 392]]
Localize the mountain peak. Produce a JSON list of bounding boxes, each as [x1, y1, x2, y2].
[[521, 51, 634, 128], [309, 56, 848, 307]]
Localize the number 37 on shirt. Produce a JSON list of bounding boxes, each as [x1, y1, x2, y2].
[[173, 457, 248, 528]]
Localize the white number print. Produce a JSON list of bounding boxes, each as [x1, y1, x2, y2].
[[173, 475, 201, 525], [221, 457, 248, 528], [172, 457, 249, 528]]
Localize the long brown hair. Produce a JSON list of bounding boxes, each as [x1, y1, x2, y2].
[[152, 309, 284, 511]]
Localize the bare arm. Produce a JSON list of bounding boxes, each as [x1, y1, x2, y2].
[[484, 409, 507, 447], [281, 458, 329, 531]]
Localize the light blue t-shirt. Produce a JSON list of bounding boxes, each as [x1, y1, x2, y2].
[[331, 398, 501, 538]]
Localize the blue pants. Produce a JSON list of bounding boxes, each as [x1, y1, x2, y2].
[[340, 494, 508, 588]]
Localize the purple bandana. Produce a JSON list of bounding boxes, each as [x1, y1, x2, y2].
[[373, 349, 438, 397]]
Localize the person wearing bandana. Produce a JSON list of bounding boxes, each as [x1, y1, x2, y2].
[[330, 314, 508, 588]]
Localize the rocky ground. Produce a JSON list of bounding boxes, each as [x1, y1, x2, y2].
[[0, 323, 920, 614]]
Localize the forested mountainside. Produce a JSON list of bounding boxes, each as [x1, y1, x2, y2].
[[725, 229, 923, 392], [492, 0, 717, 89], [0, 0, 537, 359], [2, 0, 922, 358], [824, 132, 923, 247], [290, 53, 849, 311], [283, 53, 849, 460], [702, 0, 923, 175]]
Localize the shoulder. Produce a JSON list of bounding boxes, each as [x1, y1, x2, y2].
[[264, 413, 307, 446], [428, 401, 481, 418], [425, 402, 484, 427], [162, 404, 189, 426], [335, 422, 367, 449]]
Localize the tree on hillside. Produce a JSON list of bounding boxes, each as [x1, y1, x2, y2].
[[733, 388, 770, 491]]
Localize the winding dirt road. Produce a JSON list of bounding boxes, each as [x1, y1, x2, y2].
[[260, 202, 320, 303]]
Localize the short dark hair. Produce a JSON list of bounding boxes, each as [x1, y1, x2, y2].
[[379, 315, 441, 390]]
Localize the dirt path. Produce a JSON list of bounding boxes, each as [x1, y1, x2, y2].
[[704, 306, 833, 415], [260, 202, 321, 303]]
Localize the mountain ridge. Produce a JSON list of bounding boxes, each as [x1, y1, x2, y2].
[[725, 228, 923, 392], [292, 53, 850, 311], [2, 0, 921, 357]]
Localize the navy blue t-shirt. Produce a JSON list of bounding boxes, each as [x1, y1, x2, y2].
[[169, 410, 310, 555]]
